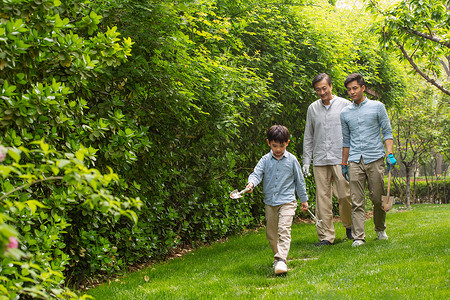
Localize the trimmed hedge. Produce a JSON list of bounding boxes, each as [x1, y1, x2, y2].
[[387, 178, 450, 204]]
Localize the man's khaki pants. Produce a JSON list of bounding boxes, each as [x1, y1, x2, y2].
[[313, 165, 352, 243], [349, 157, 386, 241], [265, 201, 297, 261]]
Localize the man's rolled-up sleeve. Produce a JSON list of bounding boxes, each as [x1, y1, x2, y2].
[[378, 104, 393, 141], [340, 112, 350, 148], [302, 107, 314, 166]]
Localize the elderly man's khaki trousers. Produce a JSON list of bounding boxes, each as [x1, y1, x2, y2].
[[313, 165, 352, 243]]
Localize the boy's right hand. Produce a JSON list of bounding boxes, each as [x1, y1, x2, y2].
[[301, 201, 309, 212], [245, 182, 254, 193]]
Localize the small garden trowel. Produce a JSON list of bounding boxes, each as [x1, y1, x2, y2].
[[382, 170, 394, 212], [229, 187, 250, 199]]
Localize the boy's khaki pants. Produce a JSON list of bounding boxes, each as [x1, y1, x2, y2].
[[265, 201, 297, 261], [349, 157, 386, 241], [313, 165, 352, 243]]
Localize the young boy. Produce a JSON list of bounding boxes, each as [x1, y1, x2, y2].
[[245, 125, 309, 274]]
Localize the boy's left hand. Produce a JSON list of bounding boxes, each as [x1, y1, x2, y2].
[[301, 202, 309, 212]]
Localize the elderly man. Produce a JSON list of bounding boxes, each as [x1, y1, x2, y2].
[[340, 73, 397, 247], [303, 73, 353, 246]]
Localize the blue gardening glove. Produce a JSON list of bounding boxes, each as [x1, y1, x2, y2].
[[386, 153, 397, 171], [341, 164, 349, 181]]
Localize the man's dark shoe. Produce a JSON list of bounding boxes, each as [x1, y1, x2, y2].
[[314, 240, 332, 246], [346, 228, 354, 240]]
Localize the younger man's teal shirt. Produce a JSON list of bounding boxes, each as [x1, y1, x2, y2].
[[340, 98, 393, 164]]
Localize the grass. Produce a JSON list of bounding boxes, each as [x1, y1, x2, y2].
[[84, 204, 449, 299]]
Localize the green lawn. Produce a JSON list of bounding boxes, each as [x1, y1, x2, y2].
[[84, 204, 449, 299]]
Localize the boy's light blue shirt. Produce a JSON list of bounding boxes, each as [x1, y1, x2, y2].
[[248, 150, 308, 206], [340, 98, 393, 164]]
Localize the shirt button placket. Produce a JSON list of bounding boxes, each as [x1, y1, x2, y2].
[[274, 161, 279, 198]]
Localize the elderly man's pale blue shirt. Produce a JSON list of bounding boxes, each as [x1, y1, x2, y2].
[[340, 98, 393, 164], [248, 150, 308, 206]]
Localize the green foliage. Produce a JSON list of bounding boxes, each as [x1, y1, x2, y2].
[[0, 142, 139, 299], [366, 0, 450, 96], [221, 0, 405, 162], [1, 0, 410, 297], [0, 0, 138, 297], [95, 0, 271, 265]]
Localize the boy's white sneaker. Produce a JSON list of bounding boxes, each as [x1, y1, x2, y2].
[[376, 230, 388, 240], [274, 259, 288, 274], [352, 240, 365, 247]]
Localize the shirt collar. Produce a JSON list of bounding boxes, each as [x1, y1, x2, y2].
[[270, 150, 289, 159], [352, 97, 368, 107], [320, 96, 335, 107]]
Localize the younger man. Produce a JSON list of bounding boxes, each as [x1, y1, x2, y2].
[[246, 125, 309, 274], [340, 73, 397, 247]]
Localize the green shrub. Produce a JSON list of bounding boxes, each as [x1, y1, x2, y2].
[[0, 143, 140, 299], [388, 177, 450, 203]]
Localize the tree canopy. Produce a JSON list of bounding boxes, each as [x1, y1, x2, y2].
[[367, 0, 450, 96]]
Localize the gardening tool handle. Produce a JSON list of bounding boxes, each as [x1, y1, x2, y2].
[[240, 187, 250, 194], [387, 170, 392, 198], [307, 208, 316, 220]]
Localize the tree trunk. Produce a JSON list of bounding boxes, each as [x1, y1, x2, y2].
[[405, 164, 411, 208], [434, 159, 441, 204], [444, 166, 449, 204], [424, 167, 430, 202], [413, 161, 417, 203], [436, 153, 443, 175]]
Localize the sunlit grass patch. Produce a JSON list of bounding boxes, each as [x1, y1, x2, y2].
[[85, 204, 449, 299]]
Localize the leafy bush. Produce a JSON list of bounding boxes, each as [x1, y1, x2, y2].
[[0, 142, 140, 299], [0, 0, 139, 297]]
